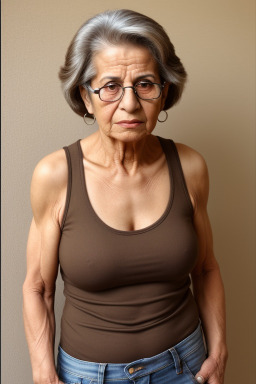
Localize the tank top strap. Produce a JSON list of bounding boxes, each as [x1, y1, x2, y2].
[[60, 139, 84, 232], [157, 136, 194, 213]]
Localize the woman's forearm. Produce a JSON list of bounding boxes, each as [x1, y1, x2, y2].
[[192, 266, 228, 359], [23, 282, 59, 384]]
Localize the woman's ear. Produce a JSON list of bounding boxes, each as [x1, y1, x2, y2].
[[79, 85, 94, 115]]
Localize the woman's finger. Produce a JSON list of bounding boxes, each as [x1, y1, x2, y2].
[[195, 355, 217, 383], [195, 375, 205, 384]]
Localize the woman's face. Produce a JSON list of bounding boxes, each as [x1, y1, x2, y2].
[[80, 44, 169, 143]]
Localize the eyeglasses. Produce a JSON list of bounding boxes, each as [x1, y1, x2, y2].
[[84, 81, 166, 102]]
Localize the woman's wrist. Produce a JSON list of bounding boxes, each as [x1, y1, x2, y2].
[[208, 343, 228, 366], [32, 364, 59, 384], [33, 372, 59, 384]]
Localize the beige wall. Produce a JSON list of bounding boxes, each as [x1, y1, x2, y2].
[[2, 0, 255, 383]]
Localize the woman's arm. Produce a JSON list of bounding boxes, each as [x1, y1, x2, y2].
[[177, 143, 228, 384], [23, 153, 66, 384]]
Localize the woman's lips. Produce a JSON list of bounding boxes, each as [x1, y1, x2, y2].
[[116, 120, 143, 128]]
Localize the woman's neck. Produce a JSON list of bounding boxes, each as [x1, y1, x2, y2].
[[86, 131, 158, 176]]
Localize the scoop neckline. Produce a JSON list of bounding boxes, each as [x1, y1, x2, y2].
[[77, 136, 174, 236]]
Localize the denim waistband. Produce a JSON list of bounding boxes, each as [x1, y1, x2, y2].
[[57, 322, 204, 382]]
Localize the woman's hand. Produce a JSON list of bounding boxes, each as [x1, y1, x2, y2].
[[35, 380, 64, 384], [32, 374, 64, 384], [32, 373, 65, 384], [32, 368, 65, 384], [195, 351, 228, 384]]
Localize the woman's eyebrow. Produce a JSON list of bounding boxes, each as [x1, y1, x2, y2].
[[100, 76, 121, 82], [100, 74, 156, 83], [135, 74, 156, 81]]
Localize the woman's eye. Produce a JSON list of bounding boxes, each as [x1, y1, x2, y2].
[[105, 83, 120, 91], [136, 81, 153, 89]]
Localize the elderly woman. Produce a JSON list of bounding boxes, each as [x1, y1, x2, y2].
[[23, 9, 228, 384]]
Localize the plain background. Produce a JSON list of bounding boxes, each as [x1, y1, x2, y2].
[[2, 0, 255, 383]]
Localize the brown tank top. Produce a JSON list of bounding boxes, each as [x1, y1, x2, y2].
[[59, 136, 199, 363]]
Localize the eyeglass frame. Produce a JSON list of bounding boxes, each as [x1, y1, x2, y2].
[[83, 81, 166, 102]]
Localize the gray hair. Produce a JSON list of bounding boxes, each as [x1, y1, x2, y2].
[[59, 9, 187, 118]]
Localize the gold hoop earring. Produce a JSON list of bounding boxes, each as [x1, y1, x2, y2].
[[157, 110, 168, 123], [83, 113, 96, 125]]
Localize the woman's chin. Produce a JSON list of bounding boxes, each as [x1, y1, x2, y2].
[[105, 128, 152, 143]]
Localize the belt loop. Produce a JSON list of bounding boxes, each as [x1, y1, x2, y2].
[[169, 348, 183, 375], [98, 363, 107, 384]]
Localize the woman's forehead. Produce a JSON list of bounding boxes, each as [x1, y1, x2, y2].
[[92, 44, 159, 82]]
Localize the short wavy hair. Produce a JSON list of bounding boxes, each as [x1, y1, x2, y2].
[[59, 9, 187, 119]]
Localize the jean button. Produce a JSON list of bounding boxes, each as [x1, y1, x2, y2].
[[129, 367, 135, 374]]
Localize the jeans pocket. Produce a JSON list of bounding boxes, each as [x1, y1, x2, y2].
[[182, 342, 207, 384]]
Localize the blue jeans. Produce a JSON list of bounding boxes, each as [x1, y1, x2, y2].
[[57, 323, 207, 384]]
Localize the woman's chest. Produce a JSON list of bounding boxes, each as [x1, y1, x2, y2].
[[59, 213, 198, 292], [83, 161, 170, 232]]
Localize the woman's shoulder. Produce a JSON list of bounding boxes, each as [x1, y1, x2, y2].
[[32, 147, 67, 191], [174, 142, 208, 171], [174, 142, 209, 205], [30, 147, 68, 224]]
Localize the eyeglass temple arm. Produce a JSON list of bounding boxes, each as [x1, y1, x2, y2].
[[83, 84, 100, 94]]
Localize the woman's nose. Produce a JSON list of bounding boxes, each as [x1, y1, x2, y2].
[[118, 87, 141, 111]]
